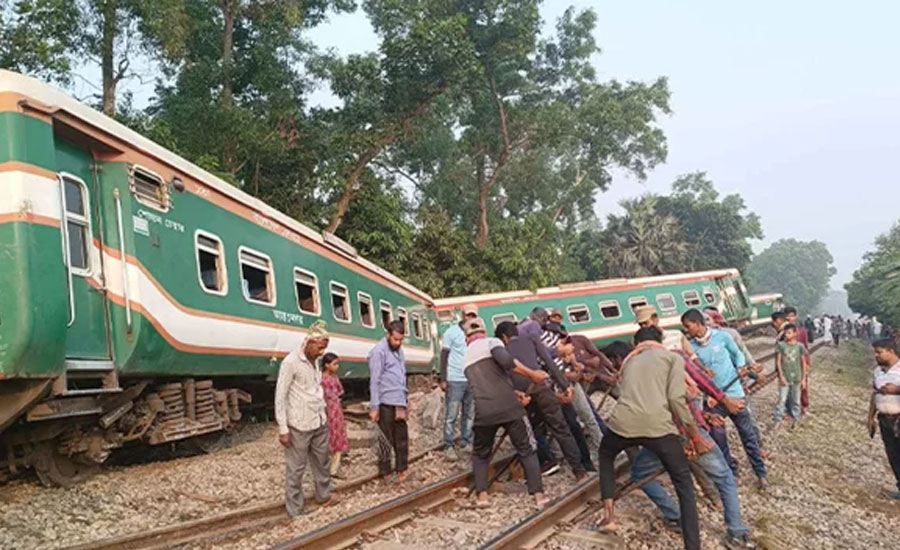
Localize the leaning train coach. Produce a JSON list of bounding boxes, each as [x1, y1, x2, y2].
[[0, 70, 438, 485], [432, 269, 754, 345], [748, 293, 784, 327]]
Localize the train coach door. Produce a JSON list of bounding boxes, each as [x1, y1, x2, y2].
[[56, 138, 112, 361]]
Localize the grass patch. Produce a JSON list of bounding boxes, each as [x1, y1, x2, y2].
[[825, 340, 874, 388]]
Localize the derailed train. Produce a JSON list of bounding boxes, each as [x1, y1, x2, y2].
[[0, 70, 761, 485]]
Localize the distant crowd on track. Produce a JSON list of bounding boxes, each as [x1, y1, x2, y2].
[[272, 303, 900, 550]]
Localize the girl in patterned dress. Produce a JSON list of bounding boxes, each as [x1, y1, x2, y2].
[[321, 353, 349, 478]]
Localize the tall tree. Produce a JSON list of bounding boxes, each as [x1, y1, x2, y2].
[[315, 0, 474, 233], [655, 172, 763, 273], [746, 239, 836, 314], [846, 222, 900, 325], [601, 196, 688, 278]]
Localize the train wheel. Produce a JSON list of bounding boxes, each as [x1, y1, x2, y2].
[[34, 443, 99, 487]]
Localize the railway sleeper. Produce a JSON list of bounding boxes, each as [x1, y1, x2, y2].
[[1, 379, 252, 486]]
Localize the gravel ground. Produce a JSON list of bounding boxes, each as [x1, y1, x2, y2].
[[0, 390, 445, 550], [548, 340, 900, 550], [5, 341, 896, 550]]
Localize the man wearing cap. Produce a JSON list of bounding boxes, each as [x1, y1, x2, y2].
[[275, 320, 338, 518], [635, 304, 694, 355], [463, 317, 551, 508], [439, 304, 479, 461]]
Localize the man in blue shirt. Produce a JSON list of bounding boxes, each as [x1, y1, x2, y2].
[[369, 320, 409, 482], [682, 309, 769, 491], [439, 304, 478, 460]]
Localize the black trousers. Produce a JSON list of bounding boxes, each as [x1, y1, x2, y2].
[[561, 402, 595, 471], [527, 386, 586, 476], [473, 415, 543, 494], [377, 404, 409, 476], [597, 430, 700, 550], [879, 414, 900, 491]]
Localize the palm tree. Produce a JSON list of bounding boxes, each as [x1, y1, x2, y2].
[[602, 196, 688, 278]]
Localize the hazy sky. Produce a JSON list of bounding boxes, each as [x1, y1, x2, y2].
[[97, 1, 900, 287]]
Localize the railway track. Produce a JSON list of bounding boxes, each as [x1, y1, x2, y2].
[[66, 341, 829, 550], [479, 340, 830, 550], [61, 443, 444, 550]]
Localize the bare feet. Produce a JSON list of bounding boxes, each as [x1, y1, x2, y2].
[[534, 492, 550, 507], [395, 470, 410, 483], [594, 515, 618, 533], [317, 494, 341, 508], [476, 492, 490, 508]]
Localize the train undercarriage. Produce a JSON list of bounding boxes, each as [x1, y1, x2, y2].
[[1, 374, 253, 487]]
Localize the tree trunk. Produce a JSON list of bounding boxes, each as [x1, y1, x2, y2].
[[221, 0, 234, 110], [220, 0, 236, 173], [474, 154, 489, 247], [101, 0, 118, 117], [326, 147, 381, 234]]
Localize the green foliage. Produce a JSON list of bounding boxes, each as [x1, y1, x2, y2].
[[846, 222, 900, 325], [0, 0, 81, 83], [655, 171, 763, 273], [5, 0, 774, 300], [601, 196, 687, 278], [746, 239, 836, 315]]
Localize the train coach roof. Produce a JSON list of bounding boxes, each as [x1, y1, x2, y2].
[[0, 70, 433, 304], [433, 269, 742, 308]]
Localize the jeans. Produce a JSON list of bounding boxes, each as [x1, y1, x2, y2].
[[570, 384, 603, 461], [631, 430, 750, 538], [775, 382, 802, 422], [598, 430, 700, 550], [443, 381, 474, 448], [708, 404, 767, 479]]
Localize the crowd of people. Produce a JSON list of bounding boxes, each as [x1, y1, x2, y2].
[[271, 303, 900, 550], [802, 312, 894, 347]]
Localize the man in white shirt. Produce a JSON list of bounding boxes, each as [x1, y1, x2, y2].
[[275, 320, 338, 517], [869, 338, 900, 500]]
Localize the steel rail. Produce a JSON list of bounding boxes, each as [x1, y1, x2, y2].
[[270, 455, 517, 550], [480, 341, 829, 550], [61, 443, 443, 550]]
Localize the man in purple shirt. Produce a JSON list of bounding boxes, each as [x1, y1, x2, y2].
[[369, 320, 409, 481]]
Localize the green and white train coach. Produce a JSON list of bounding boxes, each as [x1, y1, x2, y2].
[[747, 293, 784, 327], [433, 270, 755, 345], [0, 70, 438, 485]]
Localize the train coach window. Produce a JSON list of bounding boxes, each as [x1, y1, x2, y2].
[[294, 269, 320, 315], [196, 232, 226, 294], [380, 301, 392, 329], [628, 296, 648, 312], [412, 313, 424, 339], [130, 165, 170, 212], [492, 313, 517, 328], [567, 305, 591, 324], [60, 174, 91, 274], [330, 282, 351, 323], [358, 292, 375, 328], [703, 287, 716, 305], [656, 293, 677, 312], [682, 290, 701, 307], [598, 300, 622, 320], [436, 310, 454, 323], [397, 308, 409, 335], [239, 248, 275, 305]]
